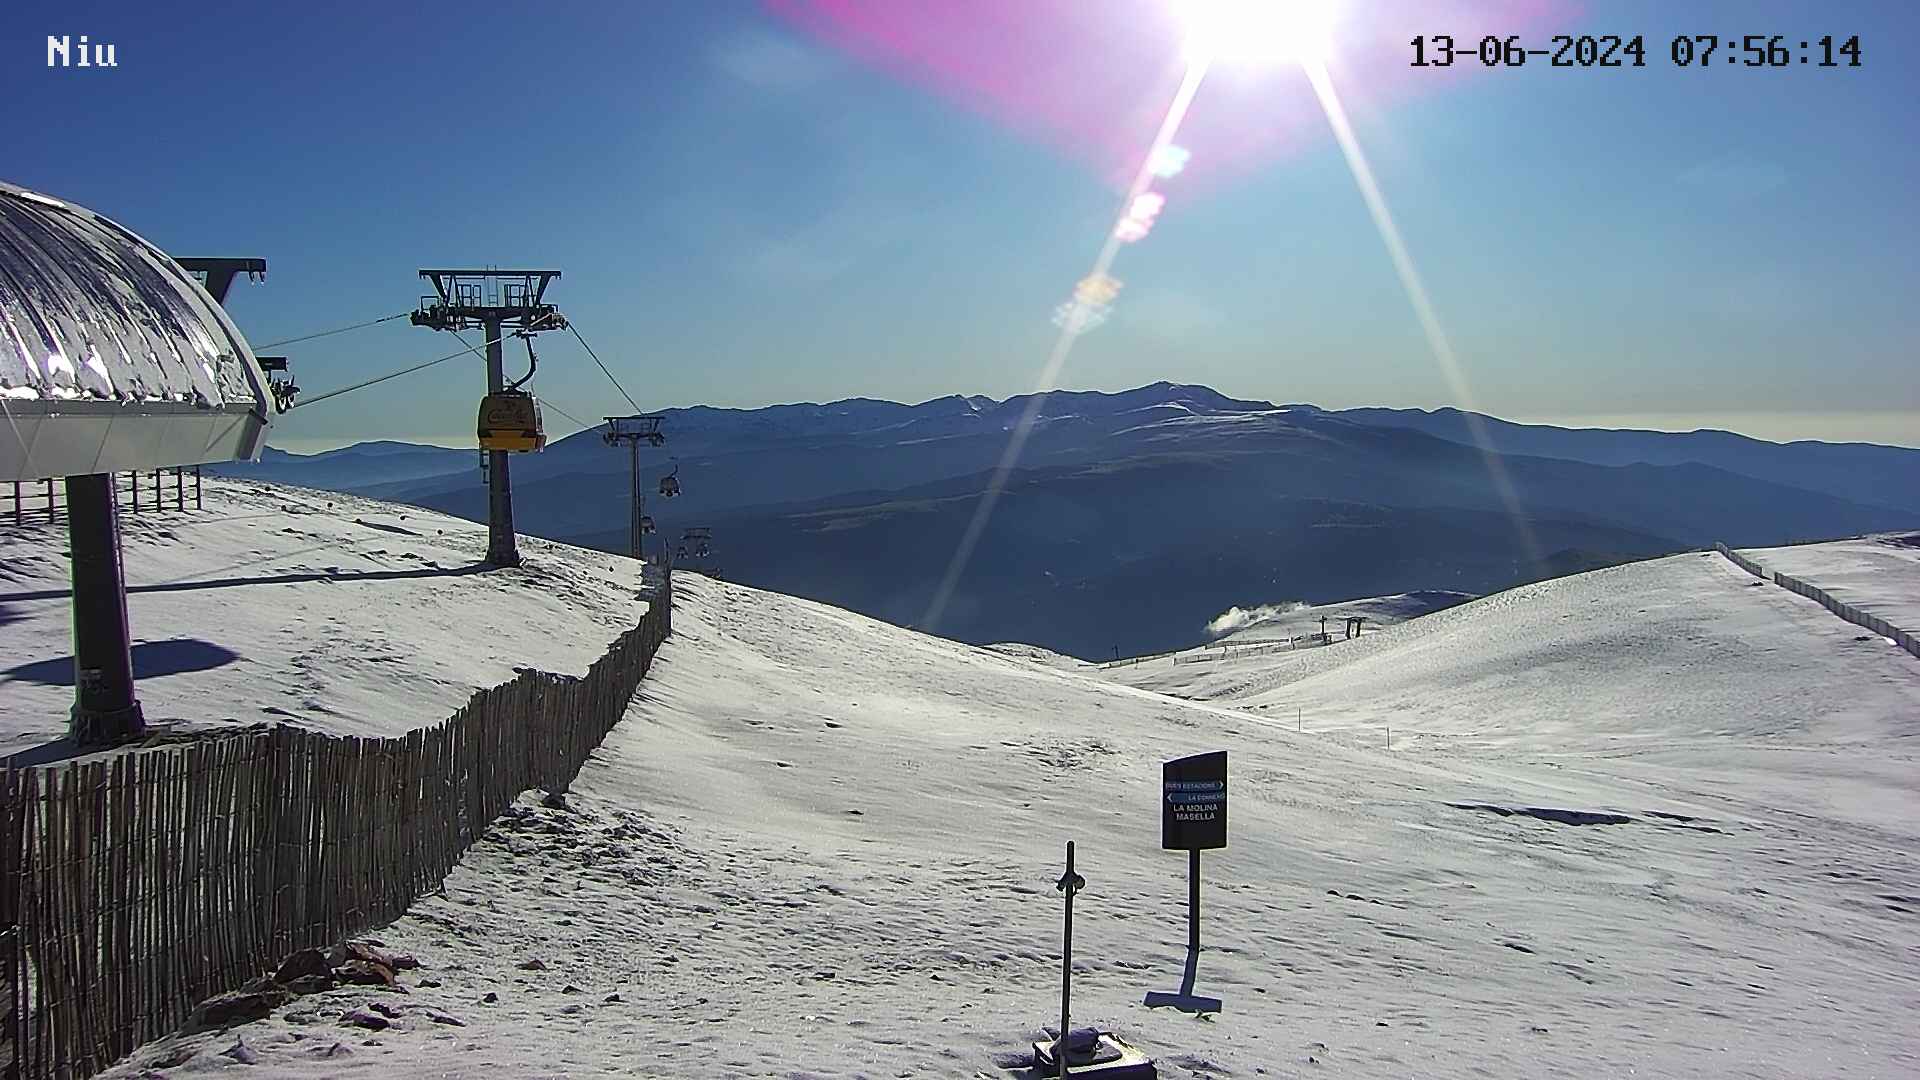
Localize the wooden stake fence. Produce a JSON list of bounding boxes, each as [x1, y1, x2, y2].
[[0, 572, 671, 1078]]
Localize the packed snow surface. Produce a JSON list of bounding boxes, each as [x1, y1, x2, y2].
[[98, 526, 1920, 1078], [1741, 532, 1920, 638], [1205, 591, 1473, 643], [0, 478, 650, 751]]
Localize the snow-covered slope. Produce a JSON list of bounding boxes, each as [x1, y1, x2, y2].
[[0, 478, 651, 750], [1741, 532, 1920, 639], [1104, 552, 1920, 752], [980, 641, 1093, 669], [1206, 590, 1474, 643], [99, 523, 1920, 1079]]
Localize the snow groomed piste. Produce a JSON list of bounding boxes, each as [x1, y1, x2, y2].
[[10, 517, 1897, 1077]]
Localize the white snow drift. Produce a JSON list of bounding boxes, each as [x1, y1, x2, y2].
[[0, 478, 651, 750], [71, 499, 1920, 1080]]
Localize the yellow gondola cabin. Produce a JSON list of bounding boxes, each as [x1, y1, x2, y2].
[[478, 390, 546, 452]]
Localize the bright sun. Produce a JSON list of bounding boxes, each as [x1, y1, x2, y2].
[[1176, 0, 1343, 67]]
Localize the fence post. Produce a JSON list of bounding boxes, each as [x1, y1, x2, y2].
[[2, 767, 20, 1080]]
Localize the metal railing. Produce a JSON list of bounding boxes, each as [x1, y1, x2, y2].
[[3, 468, 203, 527]]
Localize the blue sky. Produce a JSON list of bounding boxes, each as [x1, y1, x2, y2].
[[8, 1, 1917, 449]]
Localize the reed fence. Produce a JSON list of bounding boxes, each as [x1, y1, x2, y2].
[[1714, 543, 1916, 659], [1714, 542, 1768, 580], [1, 570, 671, 1078]]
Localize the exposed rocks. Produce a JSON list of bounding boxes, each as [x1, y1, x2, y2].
[[339, 959, 398, 988], [185, 987, 293, 1034], [185, 938, 429, 1035], [340, 1007, 390, 1031], [331, 940, 418, 971], [274, 948, 333, 984], [282, 974, 337, 996]]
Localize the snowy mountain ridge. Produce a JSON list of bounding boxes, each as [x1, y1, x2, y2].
[[212, 382, 1917, 660]]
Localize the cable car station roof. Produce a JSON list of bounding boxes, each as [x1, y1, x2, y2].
[[0, 180, 272, 482]]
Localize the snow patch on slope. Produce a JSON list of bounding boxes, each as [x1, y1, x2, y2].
[[0, 478, 652, 749], [101, 561, 1920, 1079]]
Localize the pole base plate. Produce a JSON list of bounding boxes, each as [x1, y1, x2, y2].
[[69, 700, 146, 747]]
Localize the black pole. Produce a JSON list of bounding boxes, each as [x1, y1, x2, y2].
[[1188, 848, 1200, 958], [482, 315, 519, 567], [629, 439, 641, 560], [1059, 840, 1076, 1079], [67, 473, 144, 744]]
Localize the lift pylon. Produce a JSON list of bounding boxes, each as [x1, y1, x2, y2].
[[603, 415, 667, 560], [411, 269, 566, 568]]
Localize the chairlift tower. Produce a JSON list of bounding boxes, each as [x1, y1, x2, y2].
[[411, 269, 565, 568], [603, 415, 667, 560]]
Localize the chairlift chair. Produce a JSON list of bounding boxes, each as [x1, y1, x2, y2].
[[658, 461, 681, 498]]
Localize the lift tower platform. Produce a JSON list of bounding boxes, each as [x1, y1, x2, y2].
[[411, 269, 565, 567]]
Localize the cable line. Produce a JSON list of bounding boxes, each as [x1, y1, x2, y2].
[[567, 323, 641, 413], [541, 398, 597, 434], [447, 329, 596, 438], [290, 334, 500, 410], [255, 311, 411, 350]]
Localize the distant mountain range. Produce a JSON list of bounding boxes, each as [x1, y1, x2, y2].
[[1331, 406, 1920, 516], [215, 383, 1918, 658]]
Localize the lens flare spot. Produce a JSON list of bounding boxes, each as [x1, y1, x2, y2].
[[1148, 144, 1193, 179], [1073, 273, 1125, 307], [1128, 192, 1167, 220], [1052, 299, 1112, 335]]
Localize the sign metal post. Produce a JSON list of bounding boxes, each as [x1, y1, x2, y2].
[[1055, 840, 1085, 1077], [1146, 750, 1225, 1013]]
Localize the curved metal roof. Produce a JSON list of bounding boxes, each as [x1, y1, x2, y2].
[[0, 180, 271, 480]]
